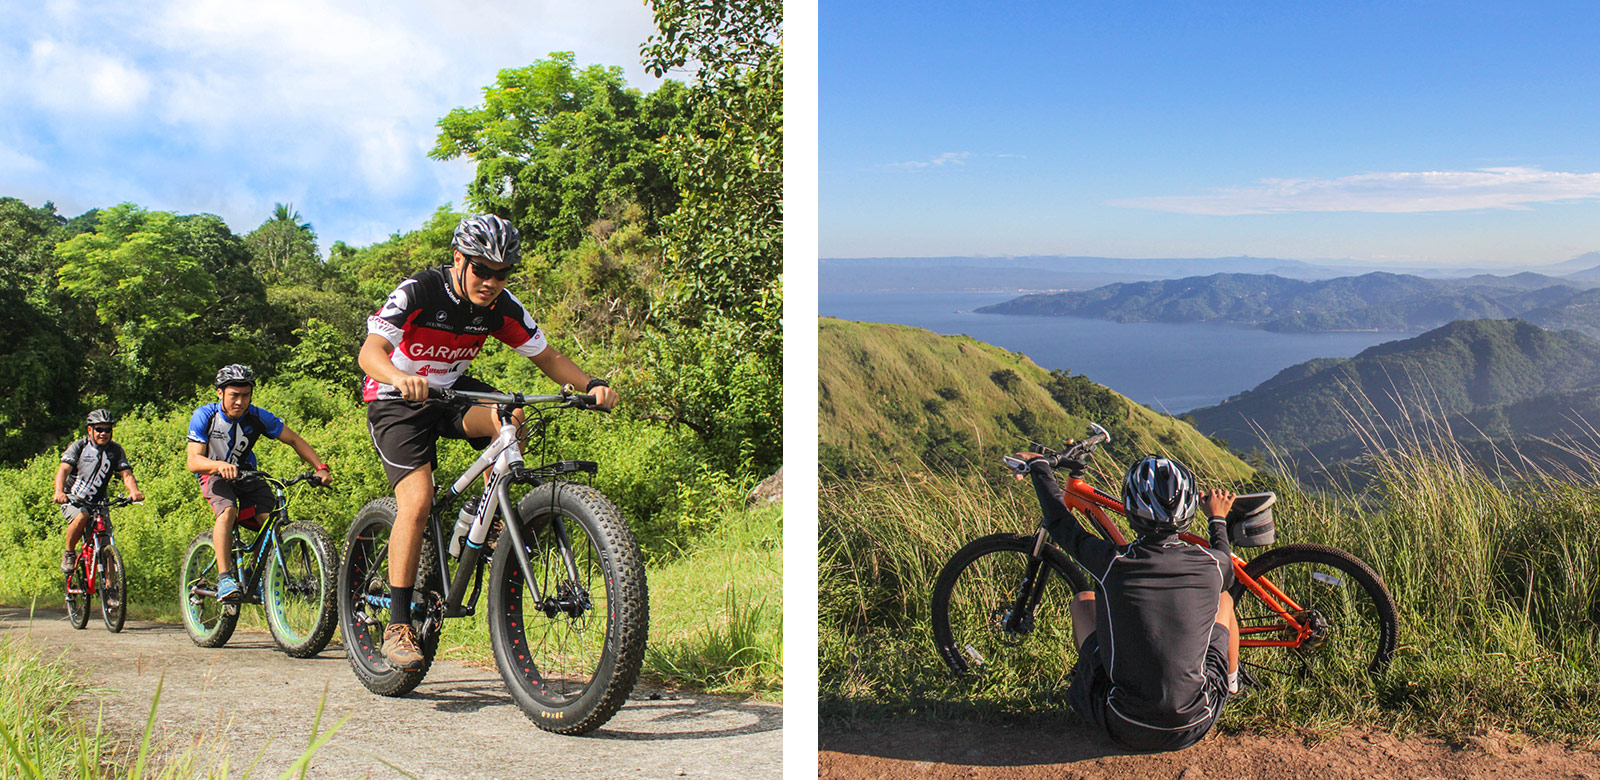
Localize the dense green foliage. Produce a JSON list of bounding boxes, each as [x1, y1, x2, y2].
[[1189, 318, 1600, 471], [980, 270, 1600, 337], [818, 317, 1252, 482], [432, 53, 690, 260]]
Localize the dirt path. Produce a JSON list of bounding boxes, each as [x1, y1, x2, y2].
[[2, 606, 781, 779], [820, 719, 1600, 779]]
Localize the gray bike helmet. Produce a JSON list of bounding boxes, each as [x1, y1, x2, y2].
[[452, 214, 521, 265], [85, 408, 116, 426], [215, 363, 256, 388], [1121, 455, 1200, 537]]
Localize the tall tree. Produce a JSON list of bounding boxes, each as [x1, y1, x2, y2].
[[55, 205, 222, 401], [0, 198, 82, 462], [430, 52, 690, 262], [641, 0, 782, 329], [634, 0, 784, 477], [245, 202, 321, 285]]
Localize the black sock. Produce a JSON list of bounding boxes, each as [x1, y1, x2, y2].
[[390, 585, 413, 626]]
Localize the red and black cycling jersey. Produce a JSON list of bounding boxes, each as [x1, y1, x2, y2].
[[363, 265, 548, 402]]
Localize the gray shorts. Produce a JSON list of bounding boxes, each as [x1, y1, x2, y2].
[[60, 502, 91, 522], [199, 474, 276, 529]]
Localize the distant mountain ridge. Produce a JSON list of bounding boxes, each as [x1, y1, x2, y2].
[[820, 251, 1600, 293], [977, 271, 1600, 338], [1187, 319, 1600, 469]]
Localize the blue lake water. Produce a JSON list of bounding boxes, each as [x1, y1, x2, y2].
[[819, 291, 1411, 413]]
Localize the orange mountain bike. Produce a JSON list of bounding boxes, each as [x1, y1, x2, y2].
[[931, 423, 1398, 683]]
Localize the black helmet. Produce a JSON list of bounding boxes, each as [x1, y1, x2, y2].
[[85, 409, 116, 426], [1121, 455, 1200, 537], [452, 214, 521, 266], [215, 364, 256, 388]]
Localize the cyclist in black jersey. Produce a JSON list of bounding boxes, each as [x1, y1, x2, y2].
[[1017, 452, 1240, 752], [358, 214, 618, 670], [53, 409, 143, 574]]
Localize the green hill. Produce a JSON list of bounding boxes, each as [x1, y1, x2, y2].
[[818, 317, 1252, 482], [977, 271, 1596, 334], [1188, 318, 1600, 468]]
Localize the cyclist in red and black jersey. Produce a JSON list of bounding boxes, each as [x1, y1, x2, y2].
[[359, 214, 618, 670]]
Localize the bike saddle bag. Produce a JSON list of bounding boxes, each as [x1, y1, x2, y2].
[[1224, 492, 1276, 547]]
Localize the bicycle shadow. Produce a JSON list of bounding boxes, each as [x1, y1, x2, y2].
[[405, 671, 781, 741]]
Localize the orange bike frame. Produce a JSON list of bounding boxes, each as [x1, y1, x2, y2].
[[1053, 476, 1315, 649]]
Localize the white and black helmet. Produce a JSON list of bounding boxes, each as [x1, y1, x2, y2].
[[215, 363, 255, 388], [1121, 455, 1200, 537], [452, 214, 521, 266], [85, 408, 116, 426]]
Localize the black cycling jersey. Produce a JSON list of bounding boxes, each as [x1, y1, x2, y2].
[[1029, 462, 1233, 731], [60, 438, 132, 503]]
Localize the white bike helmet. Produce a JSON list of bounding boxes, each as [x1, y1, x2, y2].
[[1121, 455, 1200, 537], [452, 214, 521, 265]]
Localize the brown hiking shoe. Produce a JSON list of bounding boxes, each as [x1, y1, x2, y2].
[[61, 550, 76, 575], [382, 623, 426, 671]]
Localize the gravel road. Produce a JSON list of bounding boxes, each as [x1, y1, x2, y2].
[[2, 606, 781, 779]]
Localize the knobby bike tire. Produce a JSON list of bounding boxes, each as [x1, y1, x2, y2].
[[1229, 543, 1398, 679], [337, 498, 442, 697], [931, 532, 1091, 679], [65, 555, 91, 630], [488, 482, 648, 735], [180, 531, 239, 647], [264, 521, 340, 658], [99, 544, 126, 633]]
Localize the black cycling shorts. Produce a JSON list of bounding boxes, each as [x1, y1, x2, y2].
[[366, 375, 498, 488], [1067, 624, 1231, 752]]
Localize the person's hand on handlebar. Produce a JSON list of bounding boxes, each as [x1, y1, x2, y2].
[[313, 462, 333, 487], [52, 489, 69, 505], [588, 383, 618, 411], [393, 373, 429, 402], [214, 461, 239, 480]]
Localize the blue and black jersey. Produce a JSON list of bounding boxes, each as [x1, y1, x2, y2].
[[186, 403, 285, 473]]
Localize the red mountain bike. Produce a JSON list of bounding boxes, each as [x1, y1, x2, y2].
[[931, 424, 1398, 684], [65, 495, 137, 633]]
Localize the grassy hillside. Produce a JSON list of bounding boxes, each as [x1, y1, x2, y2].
[[1189, 319, 1600, 469], [818, 317, 1252, 483]]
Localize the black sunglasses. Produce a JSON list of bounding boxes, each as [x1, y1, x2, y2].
[[90, 426, 114, 434], [465, 258, 513, 282]]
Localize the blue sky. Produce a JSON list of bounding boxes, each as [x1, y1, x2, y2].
[[821, 1, 1600, 267], [0, 0, 662, 251]]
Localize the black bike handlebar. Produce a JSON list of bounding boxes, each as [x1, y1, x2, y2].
[[1003, 422, 1113, 475], [427, 385, 604, 411], [75, 495, 139, 510], [231, 469, 330, 488]]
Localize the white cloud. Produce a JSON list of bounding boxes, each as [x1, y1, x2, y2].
[[1112, 167, 1600, 215], [0, 0, 662, 247], [887, 151, 970, 170], [26, 37, 151, 115]]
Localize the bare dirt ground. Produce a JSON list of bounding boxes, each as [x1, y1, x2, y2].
[[2, 606, 781, 779], [820, 719, 1600, 779]]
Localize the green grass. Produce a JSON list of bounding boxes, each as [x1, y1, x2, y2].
[[820, 427, 1600, 744], [425, 500, 783, 699], [0, 626, 346, 779]]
